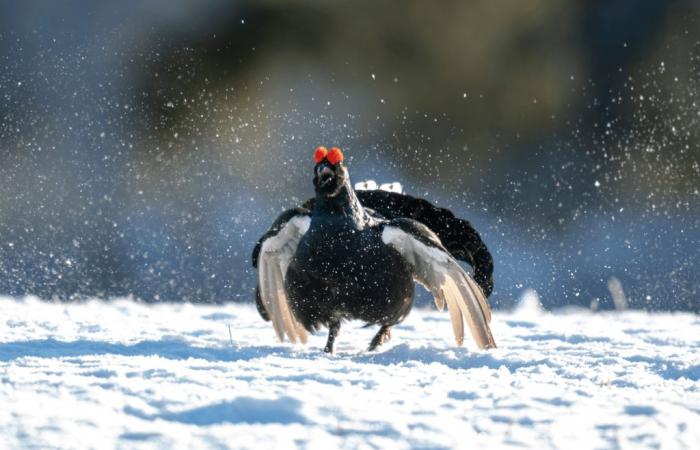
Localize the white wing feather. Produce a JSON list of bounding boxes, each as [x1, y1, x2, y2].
[[382, 226, 496, 349], [258, 215, 311, 344]]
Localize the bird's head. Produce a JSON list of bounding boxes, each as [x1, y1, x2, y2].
[[312, 146, 348, 198]]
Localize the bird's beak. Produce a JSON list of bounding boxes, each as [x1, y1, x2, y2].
[[317, 165, 334, 187]]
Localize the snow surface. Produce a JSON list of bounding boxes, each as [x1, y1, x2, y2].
[[1, 296, 699, 449]]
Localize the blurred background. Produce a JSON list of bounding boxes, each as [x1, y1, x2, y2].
[[0, 0, 698, 311]]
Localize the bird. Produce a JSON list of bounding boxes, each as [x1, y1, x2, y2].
[[252, 146, 496, 353]]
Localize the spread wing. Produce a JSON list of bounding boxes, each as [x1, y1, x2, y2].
[[255, 210, 311, 344], [382, 219, 496, 349]]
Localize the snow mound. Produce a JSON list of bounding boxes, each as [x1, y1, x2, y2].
[[1, 297, 698, 449]]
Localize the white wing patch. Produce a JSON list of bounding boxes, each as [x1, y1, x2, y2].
[[354, 180, 404, 194], [382, 226, 496, 349], [258, 215, 310, 344]]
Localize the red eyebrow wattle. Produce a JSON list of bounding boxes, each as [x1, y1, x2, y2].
[[327, 147, 344, 165], [314, 146, 328, 163]]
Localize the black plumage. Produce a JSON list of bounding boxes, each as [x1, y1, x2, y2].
[[252, 148, 496, 352], [303, 190, 494, 297]]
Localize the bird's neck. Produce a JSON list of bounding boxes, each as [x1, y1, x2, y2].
[[313, 180, 369, 227]]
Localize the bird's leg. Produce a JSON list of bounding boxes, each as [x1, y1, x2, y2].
[[368, 325, 392, 351], [323, 320, 341, 353]]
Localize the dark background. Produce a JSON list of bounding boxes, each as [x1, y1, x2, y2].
[[0, 0, 698, 311]]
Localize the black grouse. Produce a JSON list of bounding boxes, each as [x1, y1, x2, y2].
[[252, 146, 496, 353]]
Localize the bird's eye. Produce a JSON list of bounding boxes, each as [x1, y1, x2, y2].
[[327, 147, 344, 165], [314, 146, 328, 163]]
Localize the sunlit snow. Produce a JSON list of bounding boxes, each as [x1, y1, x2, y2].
[[1, 296, 698, 449]]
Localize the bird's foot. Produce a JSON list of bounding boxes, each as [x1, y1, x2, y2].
[[368, 325, 392, 351], [324, 321, 341, 354]]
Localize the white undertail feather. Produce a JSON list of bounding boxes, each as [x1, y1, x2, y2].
[[382, 226, 496, 349], [258, 216, 310, 344], [354, 180, 404, 194]]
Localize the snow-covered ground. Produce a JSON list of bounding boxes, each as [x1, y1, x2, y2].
[[1, 296, 698, 449]]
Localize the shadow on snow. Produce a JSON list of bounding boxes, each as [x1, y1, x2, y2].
[[0, 338, 298, 363], [125, 397, 307, 425]]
